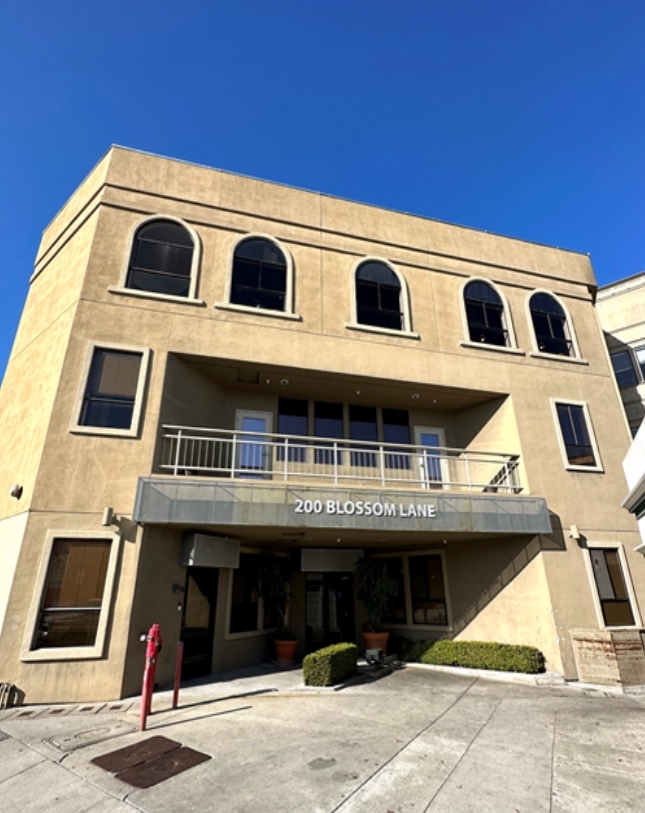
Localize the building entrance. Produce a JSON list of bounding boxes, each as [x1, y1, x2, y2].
[[181, 567, 218, 680], [305, 572, 355, 652]]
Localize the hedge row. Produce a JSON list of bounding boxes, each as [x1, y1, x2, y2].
[[303, 643, 358, 686], [404, 639, 545, 674]]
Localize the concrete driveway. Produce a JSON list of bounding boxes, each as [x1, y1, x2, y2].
[[1, 664, 644, 813]]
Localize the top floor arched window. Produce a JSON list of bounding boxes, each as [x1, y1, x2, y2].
[[231, 238, 288, 312], [463, 280, 509, 347], [355, 261, 403, 331], [529, 292, 573, 356], [126, 219, 195, 297]]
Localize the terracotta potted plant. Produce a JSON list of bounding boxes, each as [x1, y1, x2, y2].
[[354, 554, 399, 653], [258, 553, 298, 664]]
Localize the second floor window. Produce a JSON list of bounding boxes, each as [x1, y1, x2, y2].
[[127, 219, 194, 297], [231, 238, 287, 311], [80, 349, 142, 430], [355, 262, 403, 331], [464, 281, 509, 347]]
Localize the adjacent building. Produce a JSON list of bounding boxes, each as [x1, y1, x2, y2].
[[0, 147, 643, 703], [597, 271, 645, 436]]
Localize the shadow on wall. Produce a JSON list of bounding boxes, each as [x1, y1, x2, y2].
[[451, 516, 566, 636]]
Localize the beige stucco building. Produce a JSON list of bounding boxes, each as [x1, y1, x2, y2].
[[1, 147, 643, 703]]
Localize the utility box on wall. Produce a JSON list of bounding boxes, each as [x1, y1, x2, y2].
[[571, 628, 645, 686]]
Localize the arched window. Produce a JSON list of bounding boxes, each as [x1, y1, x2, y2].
[[355, 261, 403, 331], [463, 280, 509, 347], [126, 219, 195, 297], [529, 293, 573, 356], [231, 238, 288, 311]]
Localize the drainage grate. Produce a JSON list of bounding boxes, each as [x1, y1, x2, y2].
[[92, 736, 211, 789]]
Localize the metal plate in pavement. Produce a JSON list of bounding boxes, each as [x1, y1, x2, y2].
[[116, 746, 211, 788], [92, 736, 181, 773]]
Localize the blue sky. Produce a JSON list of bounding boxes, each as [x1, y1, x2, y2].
[[1, 1, 644, 379]]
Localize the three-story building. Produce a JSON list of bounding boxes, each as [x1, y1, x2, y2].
[[0, 147, 642, 702]]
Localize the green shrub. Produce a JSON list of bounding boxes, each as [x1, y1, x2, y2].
[[388, 635, 414, 661], [411, 640, 545, 674], [303, 643, 358, 686]]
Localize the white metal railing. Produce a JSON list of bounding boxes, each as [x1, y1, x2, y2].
[[158, 425, 522, 494]]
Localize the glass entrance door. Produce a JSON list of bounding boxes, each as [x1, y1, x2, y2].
[[181, 567, 219, 681], [235, 410, 273, 478], [414, 426, 447, 489], [305, 572, 355, 652]]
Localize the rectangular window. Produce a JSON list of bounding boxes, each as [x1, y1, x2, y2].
[[555, 403, 598, 468], [383, 408, 411, 471], [35, 539, 111, 649], [590, 549, 636, 626], [80, 349, 142, 430], [379, 557, 407, 625], [409, 554, 448, 626], [349, 405, 378, 467], [229, 553, 261, 633], [635, 346, 645, 378], [277, 398, 308, 462], [610, 350, 638, 389], [314, 402, 344, 465]]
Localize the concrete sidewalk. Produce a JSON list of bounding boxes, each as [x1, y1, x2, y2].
[[1, 664, 645, 812]]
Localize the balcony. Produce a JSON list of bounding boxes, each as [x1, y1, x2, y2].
[[158, 425, 522, 495]]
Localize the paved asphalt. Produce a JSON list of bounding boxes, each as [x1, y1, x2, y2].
[[1, 664, 645, 812]]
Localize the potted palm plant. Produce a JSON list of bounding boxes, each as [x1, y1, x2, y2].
[[258, 553, 298, 664], [354, 554, 399, 653]]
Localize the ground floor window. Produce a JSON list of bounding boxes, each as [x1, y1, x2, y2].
[[590, 548, 636, 627], [228, 552, 280, 635], [229, 553, 261, 633], [378, 551, 449, 628], [35, 538, 111, 649]]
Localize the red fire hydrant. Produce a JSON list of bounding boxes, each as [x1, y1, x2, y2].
[[140, 623, 163, 731]]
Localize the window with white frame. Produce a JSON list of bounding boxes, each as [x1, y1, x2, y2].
[[72, 343, 150, 437], [553, 401, 600, 469], [126, 219, 196, 298], [355, 261, 404, 331], [529, 292, 574, 356], [230, 237, 289, 312], [589, 547, 637, 627], [22, 530, 121, 661], [610, 349, 639, 389], [463, 280, 510, 347]]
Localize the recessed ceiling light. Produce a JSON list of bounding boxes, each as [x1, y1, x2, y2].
[[280, 378, 289, 385], [411, 393, 420, 400]]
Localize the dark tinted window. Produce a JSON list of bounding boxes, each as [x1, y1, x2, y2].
[[590, 549, 635, 626], [556, 403, 596, 466], [229, 553, 260, 633], [383, 408, 411, 471], [610, 350, 638, 389], [314, 401, 344, 465], [356, 262, 403, 330], [80, 349, 142, 430], [464, 281, 508, 347], [127, 220, 194, 297], [278, 398, 308, 462], [409, 554, 447, 626], [349, 405, 378, 467], [380, 557, 407, 625], [530, 293, 572, 356], [231, 238, 287, 311], [35, 539, 111, 649]]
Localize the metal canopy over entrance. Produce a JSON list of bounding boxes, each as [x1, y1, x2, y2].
[[134, 478, 551, 536]]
